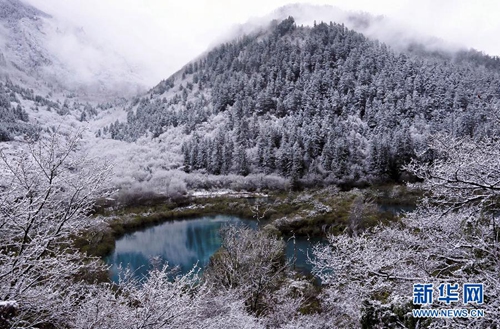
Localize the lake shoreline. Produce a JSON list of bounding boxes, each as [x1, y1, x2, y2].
[[75, 184, 420, 261]]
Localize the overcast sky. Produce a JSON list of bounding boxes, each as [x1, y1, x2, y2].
[[25, 0, 500, 87]]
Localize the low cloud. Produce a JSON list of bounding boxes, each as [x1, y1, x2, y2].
[[23, 0, 500, 90]]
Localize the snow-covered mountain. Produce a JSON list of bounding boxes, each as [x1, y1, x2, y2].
[[100, 15, 500, 193], [213, 3, 465, 59], [0, 1, 474, 103], [2, 0, 500, 198], [0, 0, 147, 99]]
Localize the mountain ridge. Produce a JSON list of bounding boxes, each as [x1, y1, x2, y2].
[[102, 16, 500, 189]]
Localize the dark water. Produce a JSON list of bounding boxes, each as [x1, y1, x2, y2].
[[285, 235, 323, 276], [105, 215, 319, 283], [379, 204, 416, 215]]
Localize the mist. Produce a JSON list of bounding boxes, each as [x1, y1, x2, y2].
[[23, 0, 500, 89]]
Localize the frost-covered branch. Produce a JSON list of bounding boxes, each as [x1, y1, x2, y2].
[[0, 130, 111, 327], [405, 135, 500, 211], [310, 133, 500, 327]]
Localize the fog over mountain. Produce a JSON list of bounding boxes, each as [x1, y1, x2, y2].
[[1, 0, 500, 189], [0, 0, 147, 98], [219, 3, 466, 57], [18, 0, 500, 92]]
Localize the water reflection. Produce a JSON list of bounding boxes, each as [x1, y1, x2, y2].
[[105, 215, 257, 282], [285, 236, 323, 276]]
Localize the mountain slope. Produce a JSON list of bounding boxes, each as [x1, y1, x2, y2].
[[106, 17, 500, 188], [0, 0, 146, 98], [0, 0, 148, 151]]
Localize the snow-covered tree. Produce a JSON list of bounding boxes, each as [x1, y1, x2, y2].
[[204, 226, 288, 315], [311, 133, 500, 328], [0, 131, 111, 327]]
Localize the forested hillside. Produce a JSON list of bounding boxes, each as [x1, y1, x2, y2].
[[107, 17, 500, 187], [0, 77, 117, 142]]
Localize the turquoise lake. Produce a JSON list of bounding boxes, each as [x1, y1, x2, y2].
[[105, 215, 320, 282]]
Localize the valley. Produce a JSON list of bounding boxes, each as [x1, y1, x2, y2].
[[1, 0, 499, 327]]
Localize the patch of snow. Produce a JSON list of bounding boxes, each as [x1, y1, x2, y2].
[[190, 190, 269, 198], [0, 300, 18, 307]]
